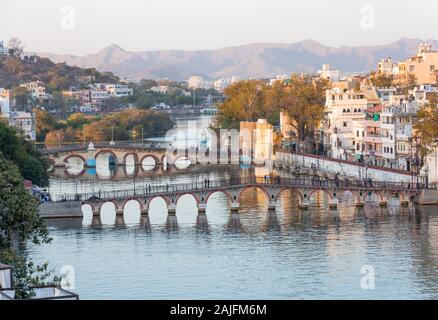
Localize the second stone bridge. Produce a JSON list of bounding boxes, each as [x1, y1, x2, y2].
[[62, 176, 422, 218]]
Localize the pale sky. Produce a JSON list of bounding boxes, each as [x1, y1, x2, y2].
[[1, 0, 438, 55]]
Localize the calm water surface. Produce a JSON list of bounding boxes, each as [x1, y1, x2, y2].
[[26, 115, 438, 299]]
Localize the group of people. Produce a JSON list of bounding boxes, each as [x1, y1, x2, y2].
[[204, 178, 212, 188], [32, 188, 51, 203], [263, 174, 281, 185]]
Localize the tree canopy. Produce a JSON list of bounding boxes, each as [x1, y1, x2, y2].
[[0, 122, 49, 186]]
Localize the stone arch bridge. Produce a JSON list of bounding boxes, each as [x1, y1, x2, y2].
[[43, 142, 237, 170], [56, 176, 422, 218]]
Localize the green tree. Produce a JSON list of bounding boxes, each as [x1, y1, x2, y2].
[[0, 122, 49, 186], [12, 86, 32, 111], [0, 153, 54, 297], [266, 75, 329, 143], [216, 80, 267, 129]]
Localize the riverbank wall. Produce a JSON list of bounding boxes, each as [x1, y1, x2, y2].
[[39, 201, 83, 219], [275, 151, 414, 183]]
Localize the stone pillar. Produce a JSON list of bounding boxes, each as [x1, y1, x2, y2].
[[329, 198, 338, 210], [198, 202, 207, 214], [196, 213, 208, 228], [268, 201, 276, 211], [299, 199, 310, 210], [166, 215, 178, 230], [168, 203, 177, 215], [115, 215, 125, 227], [140, 208, 149, 216], [401, 200, 409, 207], [231, 202, 240, 213]]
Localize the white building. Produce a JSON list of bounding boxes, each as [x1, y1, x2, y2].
[[102, 84, 133, 97], [0, 41, 8, 55], [150, 85, 171, 94], [214, 76, 240, 91], [1, 111, 36, 140], [318, 64, 340, 82], [188, 76, 206, 89], [377, 58, 399, 76], [269, 75, 289, 86], [323, 88, 368, 160], [20, 81, 47, 99], [0, 88, 11, 114]]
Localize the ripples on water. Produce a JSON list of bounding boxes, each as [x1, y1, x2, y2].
[[27, 189, 438, 300]]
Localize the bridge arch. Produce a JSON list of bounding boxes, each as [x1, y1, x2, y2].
[[362, 190, 384, 202], [308, 188, 334, 201], [95, 149, 119, 164], [205, 190, 233, 205], [64, 154, 86, 164], [124, 153, 139, 166], [175, 193, 200, 206], [146, 195, 171, 208], [276, 187, 304, 204], [237, 185, 270, 203], [338, 189, 361, 203], [140, 154, 160, 170]]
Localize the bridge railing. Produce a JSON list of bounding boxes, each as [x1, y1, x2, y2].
[[39, 141, 169, 155], [53, 175, 427, 203]]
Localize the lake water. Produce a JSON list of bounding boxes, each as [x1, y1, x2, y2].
[[27, 115, 438, 300]]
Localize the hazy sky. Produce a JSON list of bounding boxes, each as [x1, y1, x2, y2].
[[1, 0, 438, 55]]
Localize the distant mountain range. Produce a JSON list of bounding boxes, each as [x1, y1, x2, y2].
[[32, 38, 438, 81]]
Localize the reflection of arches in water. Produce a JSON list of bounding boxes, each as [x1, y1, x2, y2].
[[64, 155, 85, 175], [276, 188, 303, 205], [141, 155, 157, 171], [81, 204, 93, 223], [175, 194, 198, 223], [99, 202, 116, 225], [123, 199, 141, 224], [147, 196, 169, 225]]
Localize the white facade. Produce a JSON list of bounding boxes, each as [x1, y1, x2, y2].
[[102, 84, 133, 97], [318, 64, 340, 82], [20, 81, 47, 99], [0, 88, 11, 114], [269, 75, 289, 86], [188, 76, 206, 89], [0, 41, 8, 55], [324, 88, 368, 160], [1, 111, 36, 140]]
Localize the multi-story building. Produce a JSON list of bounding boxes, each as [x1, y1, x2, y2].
[[188, 76, 206, 89], [0, 88, 11, 114], [377, 57, 399, 76], [318, 64, 340, 82], [102, 84, 133, 97], [240, 119, 274, 165], [398, 43, 438, 85], [20, 80, 47, 99], [0, 111, 36, 140], [323, 88, 369, 160]]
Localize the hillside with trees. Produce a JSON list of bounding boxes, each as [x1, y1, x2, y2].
[[0, 39, 119, 91]]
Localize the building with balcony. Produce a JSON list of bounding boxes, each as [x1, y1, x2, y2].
[[20, 80, 47, 99], [398, 43, 438, 85], [0, 111, 36, 140]]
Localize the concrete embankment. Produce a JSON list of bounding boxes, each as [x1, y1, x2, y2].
[[38, 201, 83, 219]]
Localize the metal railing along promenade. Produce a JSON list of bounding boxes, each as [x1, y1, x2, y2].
[[54, 175, 427, 202]]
